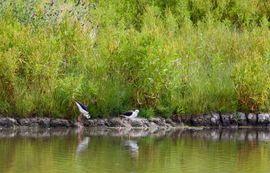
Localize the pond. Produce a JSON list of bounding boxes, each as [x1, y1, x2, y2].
[[0, 128, 270, 173]]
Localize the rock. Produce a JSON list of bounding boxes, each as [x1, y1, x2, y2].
[[165, 118, 176, 127], [2, 112, 270, 129], [50, 119, 71, 127], [165, 123, 173, 129], [220, 113, 238, 127], [18, 118, 34, 126], [37, 118, 51, 128], [83, 119, 91, 127], [0, 117, 18, 128], [236, 112, 247, 126], [191, 114, 221, 127], [18, 118, 51, 128], [84, 119, 108, 127], [247, 113, 257, 125], [171, 116, 182, 124], [129, 118, 148, 128], [180, 116, 192, 126], [96, 119, 109, 127], [85, 119, 96, 127], [191, 115, 211, 126], [149, 117, 166, 127], [148, 122, 158, 131], [258, 113, 270, 125], [107, 117, 131, 128], [210, 113, 221, 126]]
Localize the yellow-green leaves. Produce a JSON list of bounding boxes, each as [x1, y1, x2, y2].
[[232, 54, 270, 112]]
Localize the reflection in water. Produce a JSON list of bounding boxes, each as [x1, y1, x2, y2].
[[76, 137, 90, 155], [1, 128, 270, 173], [123, 140, 139, 158], [1, 128, 270, 141], [76, 127, 90, 156]]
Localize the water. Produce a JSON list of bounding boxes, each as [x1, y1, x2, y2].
[[0, 128, 270, 173]]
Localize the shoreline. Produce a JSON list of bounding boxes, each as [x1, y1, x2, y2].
[[1, 112, 270, 129]]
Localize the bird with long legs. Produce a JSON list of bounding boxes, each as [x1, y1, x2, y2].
[[120, 109, 140, 120], [75, 101, 90, 128], [120, 109, 140, 138]]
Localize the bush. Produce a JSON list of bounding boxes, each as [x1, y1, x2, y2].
[[0, 0, 270, 118]]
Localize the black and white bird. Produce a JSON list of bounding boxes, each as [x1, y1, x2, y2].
[[120, 109, 139, 119], [75, 101, 90, 126]]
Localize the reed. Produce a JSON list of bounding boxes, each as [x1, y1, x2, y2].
[[0, 0, 270, 118]]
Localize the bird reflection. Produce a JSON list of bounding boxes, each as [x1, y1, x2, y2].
[[76, 127, 90, 156], [123, 140, 139, 158]]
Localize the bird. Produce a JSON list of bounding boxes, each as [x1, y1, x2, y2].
[[75, 101, 91, 126], [120, 109, 139, 120]]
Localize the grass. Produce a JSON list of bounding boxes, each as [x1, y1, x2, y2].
[[0, 0, 270, 118]]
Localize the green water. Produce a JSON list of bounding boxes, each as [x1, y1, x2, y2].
[[0, 128, 270, 173]]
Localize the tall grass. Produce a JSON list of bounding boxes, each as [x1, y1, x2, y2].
[[0, 0, 270, 118]]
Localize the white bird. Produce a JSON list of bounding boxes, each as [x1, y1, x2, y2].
[[75, 101, 90, 118], [75, 101, 91, 126], [120, 109, 139, 119]]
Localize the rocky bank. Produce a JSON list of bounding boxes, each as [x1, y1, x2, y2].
[[1, 112, 270, 129]]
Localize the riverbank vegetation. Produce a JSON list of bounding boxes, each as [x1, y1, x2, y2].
[[0, 0, 270, 118]]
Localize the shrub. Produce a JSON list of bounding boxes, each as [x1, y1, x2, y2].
[[0, 0, 270, 118]]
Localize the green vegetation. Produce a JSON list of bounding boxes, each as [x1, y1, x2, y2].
[[0, 0, 270, 118]]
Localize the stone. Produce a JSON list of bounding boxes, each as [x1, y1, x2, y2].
[[210, 113, 221, 126], [50, 119, 71, 127], [180, 116, 192, 126], [149, 117, 166, 127], [129, 118, 148, 128], [0, 117, 18, 128], [86, 119, 108, 127], [247, 113, 257, 125], [171, 116, 182, 124], [18, 118, 33, 126], [148, 122, 158, 131], [18, 118, 51, 127], [191, 114, 212, 126], [165, 118, 176, 127], [37, 118, 51, 128], [107, 117, 130, 128], [258, 113, 270, 125], [220, 113, 237, 127], [97, 119, 109, 127], [236, 112, 247, 126], [82, 119, 91, 127], [210, 113, 222, 126], [85, 119, 96, 127]]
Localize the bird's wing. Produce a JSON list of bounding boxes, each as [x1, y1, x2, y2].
[[76, 101, 88, 111], [75, 102, 82, 110], [78, 101, 88, 111], [122, 111, 133, 116]]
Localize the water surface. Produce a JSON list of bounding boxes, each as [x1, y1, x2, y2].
[[0, 128, 270, 173]]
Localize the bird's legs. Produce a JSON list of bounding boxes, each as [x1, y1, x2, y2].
[[77, 113, 83, 127]]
